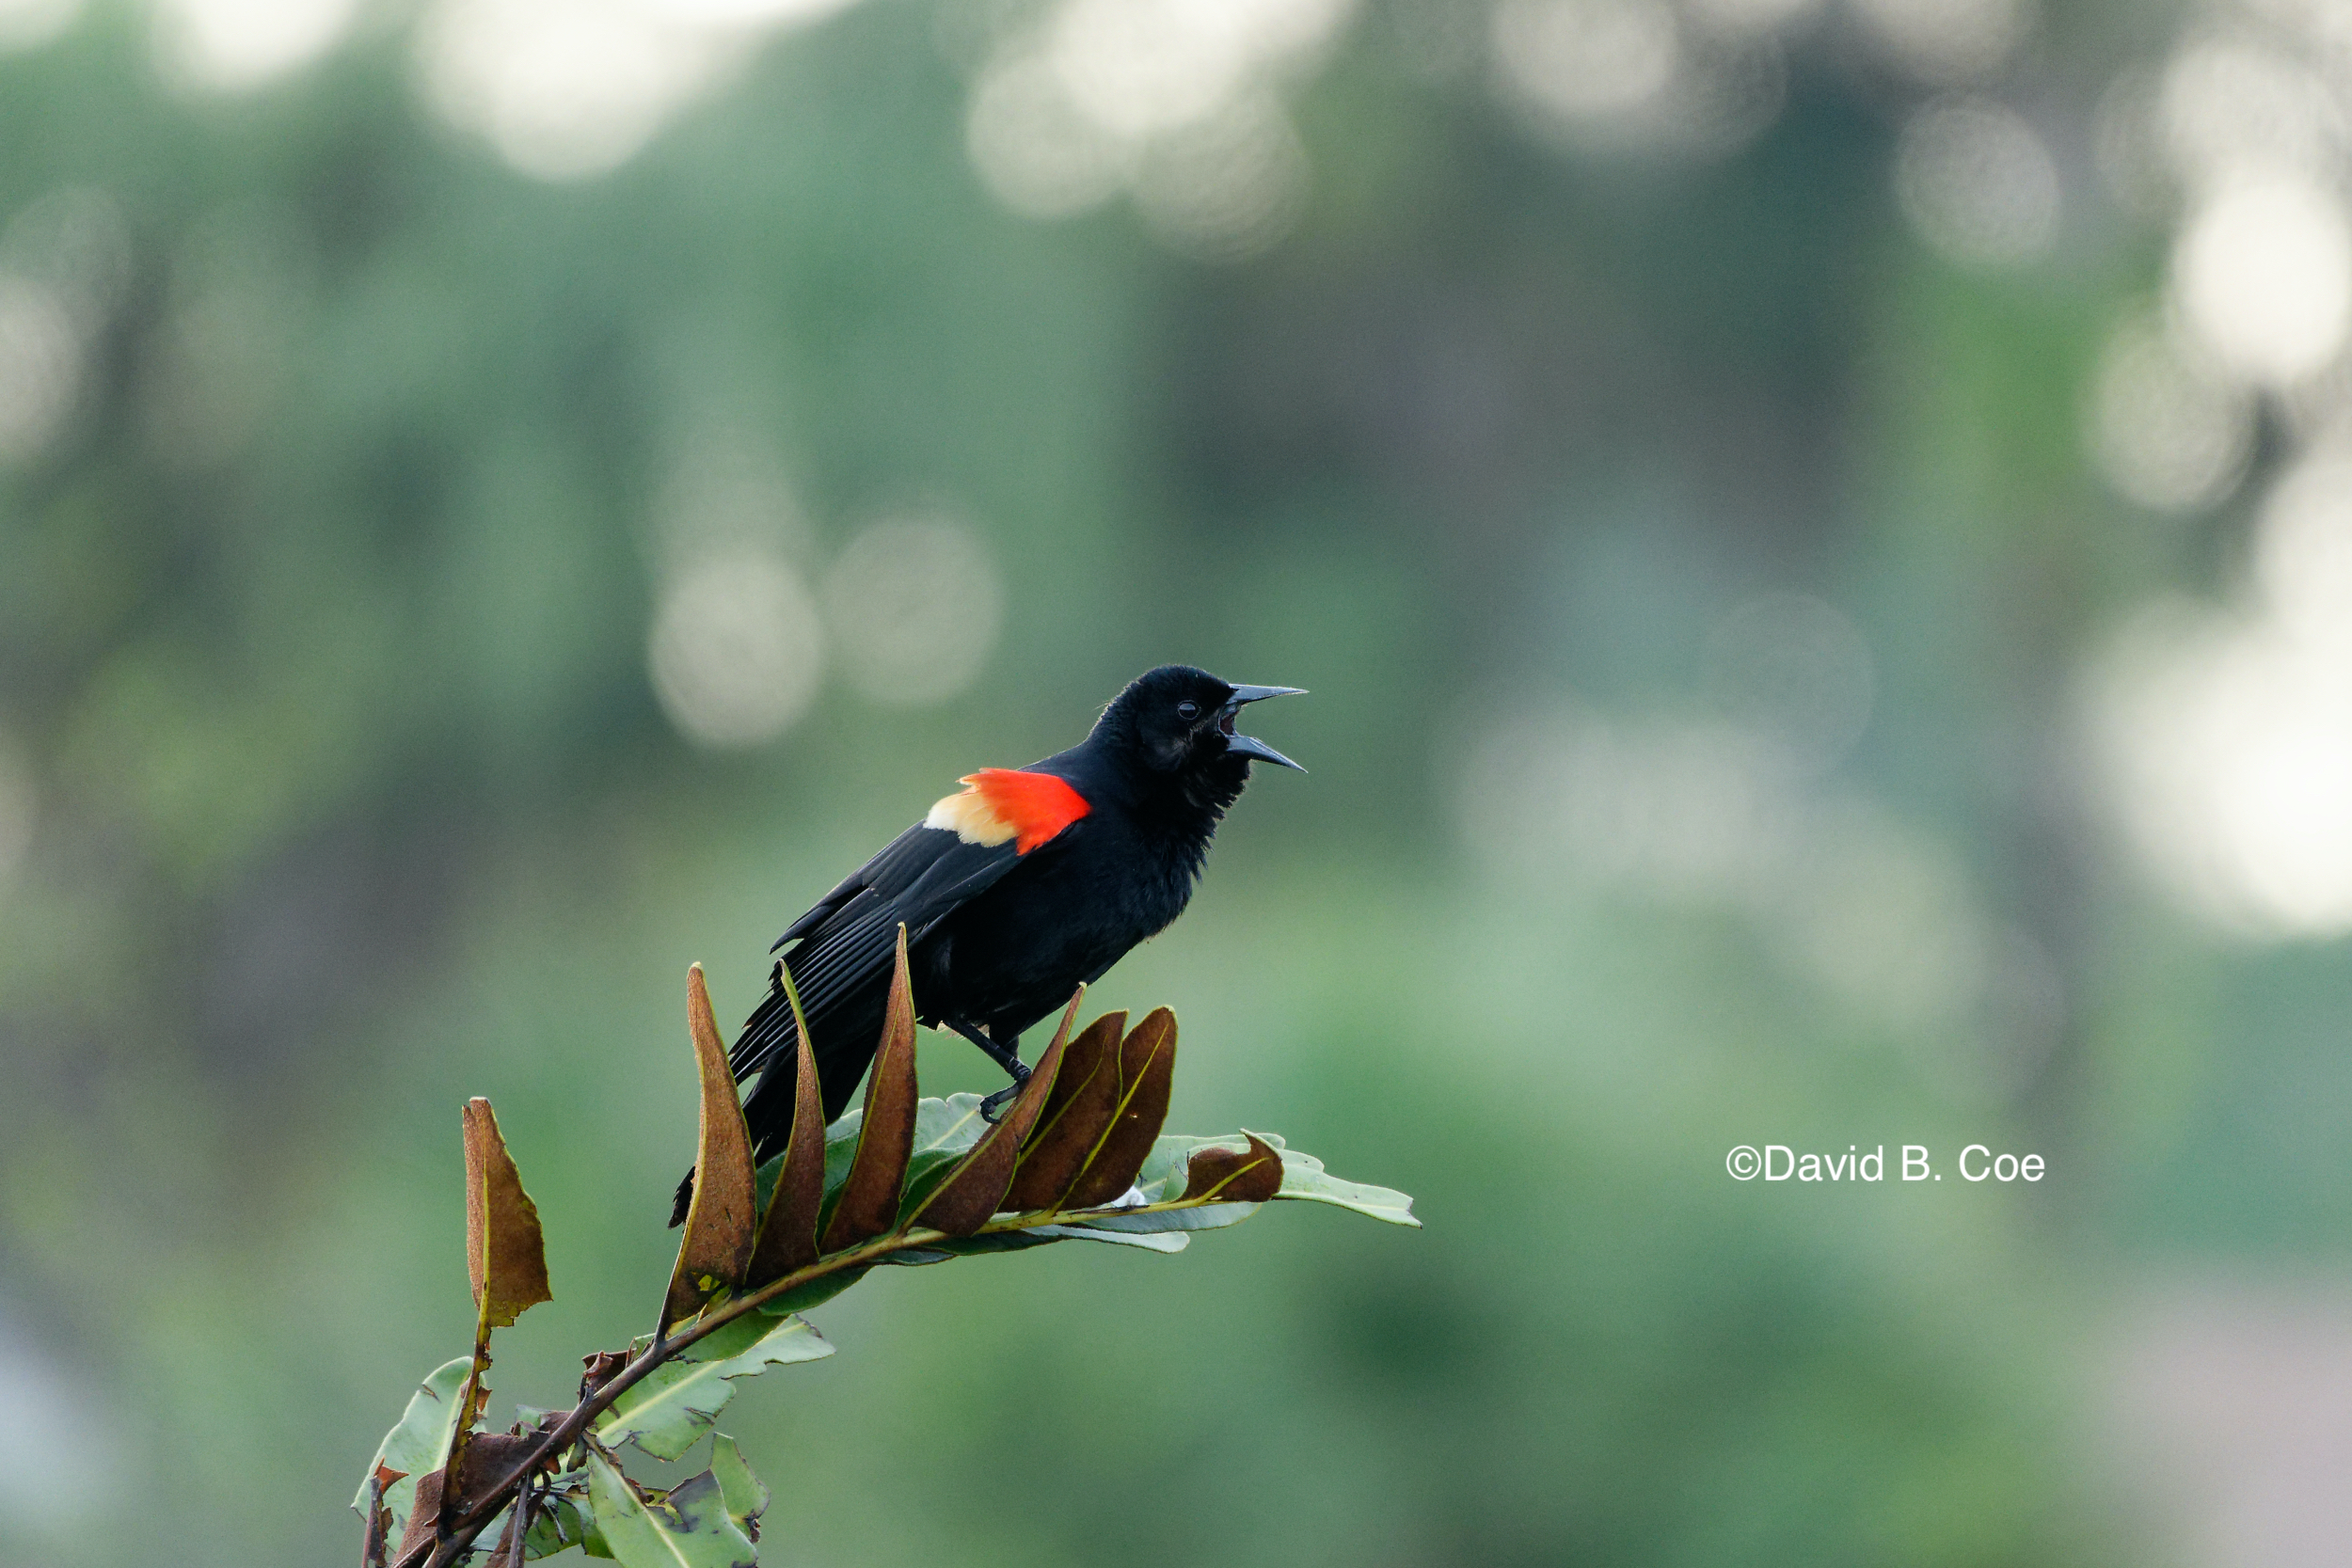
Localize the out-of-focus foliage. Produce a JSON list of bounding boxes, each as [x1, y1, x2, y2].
[[6, 0, 2347, 1561]]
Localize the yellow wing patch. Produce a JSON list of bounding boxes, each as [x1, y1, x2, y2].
[[923, 769, 1091, 853], [924, 786, 1020, 847]]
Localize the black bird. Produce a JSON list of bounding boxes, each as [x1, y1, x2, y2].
[[673, 665, 1303, 1224]]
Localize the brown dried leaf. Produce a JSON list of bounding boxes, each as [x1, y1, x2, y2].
[[393, 1435, 538, 1565], [1000, 1010, 1125, 1212], [1063, 1007, 1178, 1209], [463, 1100, 551, 1329], [580, 1350, 628, 1402], [818, 926, 920, 1253], [1180, 1132, 1283, 1204], [745, 954, 825, 1286], [393, 1467, 443, 1566], [664, 964, 761, 1331], [914, 987, 1087, 1234]]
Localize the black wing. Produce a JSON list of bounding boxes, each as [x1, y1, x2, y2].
[[726, 822, 1024, 1080]]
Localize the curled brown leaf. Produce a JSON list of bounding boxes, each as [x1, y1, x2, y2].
[[914, 987, 1087, 1235], [1180, 1132, 1283, 1204], [463, 1100, 551, 1329], [746, 956, 825, 1286], [1000, 1010, 1125, 1213], [393, 1435, 539, 1566], [580, 1350, 628, 1403], [663, 964, 760, 1331], [818, 927, 919, 1252], [1063, 1007, 1178, 1210]]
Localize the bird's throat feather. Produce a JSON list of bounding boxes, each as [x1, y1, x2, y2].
[[924, 768, 1090, 854]]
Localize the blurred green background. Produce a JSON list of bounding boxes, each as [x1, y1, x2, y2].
[[6, 0, 2351, 1561]]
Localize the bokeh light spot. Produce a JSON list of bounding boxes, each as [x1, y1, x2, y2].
[[2253, 452, 2352, 654], [152, 0, 363, 93], [0, 0, 78, 51], [821, 514, 1004, 707], [648, 547, 825, 748], [1701, 592, 1875, 772], [2172, 172, 2352, 386], [966, 51, 1134, 219], [2085, 312, 2253, 514], [1894, 96, 2060, 268], [1772, 800, 1989, 1036], [0, 276, 81, 467], [2094, 603, 2352, 937], [415, 0, 861, 181], [1132, 92, 1310, 261], [2161, 40, 2343, 189], [1047, 0, 1349, 140], [1491, 0, 1681, 125], [1685, 0, 1817, 38], [1456, 705, 1799, 903], [962, 0, 1350, 249], [1851, 0, 2030, 84]]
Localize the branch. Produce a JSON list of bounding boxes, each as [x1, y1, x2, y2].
[[401, 1185, 1262, 1566], [358, 978, 1414, 1566]]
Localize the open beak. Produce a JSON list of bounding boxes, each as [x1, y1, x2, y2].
[[1217, 685, 1308, 771]]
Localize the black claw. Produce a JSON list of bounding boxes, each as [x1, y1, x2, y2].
[[977, 1060, 1032, 1124]]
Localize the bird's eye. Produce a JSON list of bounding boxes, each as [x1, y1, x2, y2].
[[1177, 701, 1200, 721]]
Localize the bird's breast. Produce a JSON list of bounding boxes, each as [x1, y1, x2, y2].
[[931, 816, 1199, 1016]]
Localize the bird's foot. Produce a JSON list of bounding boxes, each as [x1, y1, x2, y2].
[[978, 1060, 1032, 1124]]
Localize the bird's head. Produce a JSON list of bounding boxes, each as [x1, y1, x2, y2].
[[1094, 665, 1306, 789]]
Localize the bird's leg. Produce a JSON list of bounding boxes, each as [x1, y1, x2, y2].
[[946, 1019, 1029, 1122]]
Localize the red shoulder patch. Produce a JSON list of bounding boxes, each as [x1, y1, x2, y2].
[[967, 769, 1090, 853], [924, 768, 1090, 854]]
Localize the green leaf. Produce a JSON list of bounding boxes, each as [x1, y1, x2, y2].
[[596, 1313, 832, 1461], [354, 1356, 470, 1532], [761, 1265, 868, 1315], [912, 1224, 1188, 1256], [523, 1485, 595, 1560], [707, 1435, 768, 1540], [913, 1094, 992, 1160], [918, 1230, 1062, 1258], [1077, 1202, 1262, 1234], [1024, 1223, 1191, 1252], [1129, 1133, 1420, 1226], [1273, 1148, 1421, 1227], [586, 1451, 755, 1568], [879, 1245, 959, 1266], [820, 1108, 864, 1185]]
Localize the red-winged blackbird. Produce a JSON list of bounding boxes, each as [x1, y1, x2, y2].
[[672, 665, 1302, 1224]]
